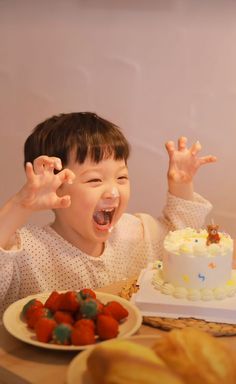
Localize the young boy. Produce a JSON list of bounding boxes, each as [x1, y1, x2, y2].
[[0, 112, 216, 315]]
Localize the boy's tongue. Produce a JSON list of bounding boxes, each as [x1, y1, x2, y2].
[[94, 210, 111, 226]]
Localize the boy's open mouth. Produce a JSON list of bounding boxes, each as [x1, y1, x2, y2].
[[93, 208, 115, 227]]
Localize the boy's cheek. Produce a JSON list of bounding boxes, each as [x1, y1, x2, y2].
[[123, 187, 131, 202]]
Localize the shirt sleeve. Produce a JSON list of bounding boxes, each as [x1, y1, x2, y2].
[[0, 252, 22, 317], [161, 192, 212, 230], [135, 192, 212, 262], [0, 232, 22, 316]]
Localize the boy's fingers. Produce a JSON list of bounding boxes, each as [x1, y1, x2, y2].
[[57, 196, 71, 208], [51, 196, 71, 209], [178, 136, 187, 151], [199, 155, 217, 165], [165, 140, 175, 154], [190, 141, 202, 156], [49, 157, 62, 171], [25, 162, 35, 181], [58, 169, 76, 184], [166, 137, 188, 153], [33, 156, 62, 174], [33, 156, 50, 174]]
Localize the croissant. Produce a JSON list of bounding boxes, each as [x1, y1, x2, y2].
[[87, 338, 184, 384], [152, 327, 236, 384]]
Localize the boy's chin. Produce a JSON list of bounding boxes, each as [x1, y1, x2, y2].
[[93, 222, 114, 234]]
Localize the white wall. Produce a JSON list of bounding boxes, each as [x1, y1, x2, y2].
[[0, 0, 236, 236]]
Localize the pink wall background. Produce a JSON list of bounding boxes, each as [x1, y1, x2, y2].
[[0, 0, 236, 236]]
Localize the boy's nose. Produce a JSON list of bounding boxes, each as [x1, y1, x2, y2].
[[103, 187, 120, 199]]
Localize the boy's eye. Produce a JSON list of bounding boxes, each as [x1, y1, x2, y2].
[[117, 176, 129, 183], [87, 179, 102, 183]]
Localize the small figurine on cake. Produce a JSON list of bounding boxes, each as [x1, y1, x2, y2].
[[206, 223, 220, 246]]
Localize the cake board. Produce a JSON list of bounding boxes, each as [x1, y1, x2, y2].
[[119, 277, 236, 337]]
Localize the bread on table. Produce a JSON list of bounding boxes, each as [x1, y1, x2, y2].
[[87, 339, 184, 384], [152, 327, 236, 384], [86, 328, 236, 384]]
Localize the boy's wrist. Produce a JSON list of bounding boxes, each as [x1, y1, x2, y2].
[[11, 191, 34, 215], [168, 179, 194, 200]]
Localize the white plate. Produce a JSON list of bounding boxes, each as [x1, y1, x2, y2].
[[133, 268, 236, 324], [67, 335, 161, 384], [2, 291, 142, 351]]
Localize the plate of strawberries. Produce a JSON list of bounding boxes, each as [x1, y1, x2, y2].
[[2, 288, 142, 351]]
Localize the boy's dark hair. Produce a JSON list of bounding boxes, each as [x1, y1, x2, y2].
[[24, 112, 130, 167]]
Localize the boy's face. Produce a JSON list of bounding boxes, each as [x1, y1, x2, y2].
[[53, 155, 130, 256]]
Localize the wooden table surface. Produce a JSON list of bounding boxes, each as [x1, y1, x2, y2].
[[1, 280, 236, 384]]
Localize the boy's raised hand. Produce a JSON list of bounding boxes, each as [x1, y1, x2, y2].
[[165, 136, 217, 184], [18, 156, 75, 211]]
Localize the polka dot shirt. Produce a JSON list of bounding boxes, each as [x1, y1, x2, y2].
[[0, 192, 212, 316]]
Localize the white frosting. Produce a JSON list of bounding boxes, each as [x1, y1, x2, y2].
[[153, 269, 236, 301], [164, 228, 232, 257], [152, 227, 235, 301]]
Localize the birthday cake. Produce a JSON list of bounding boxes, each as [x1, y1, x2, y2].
[[152, 226, 236, 301]]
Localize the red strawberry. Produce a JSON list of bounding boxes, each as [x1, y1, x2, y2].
[[25, 302, 43, 324], [54, 310, 74, 325], [27, 306, 53, 329], [22, 298, 44, 321], [71, 327, 95, 345], [59, 291, 80, 312], [74, 310, 83, 321], [103, 301, 129, 322], [44, 291, 62, 312], [35, 317, 57, 343], [78, 288, 96, 300], [96, 314, 119, 340], [74, 318, 95, 332]]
